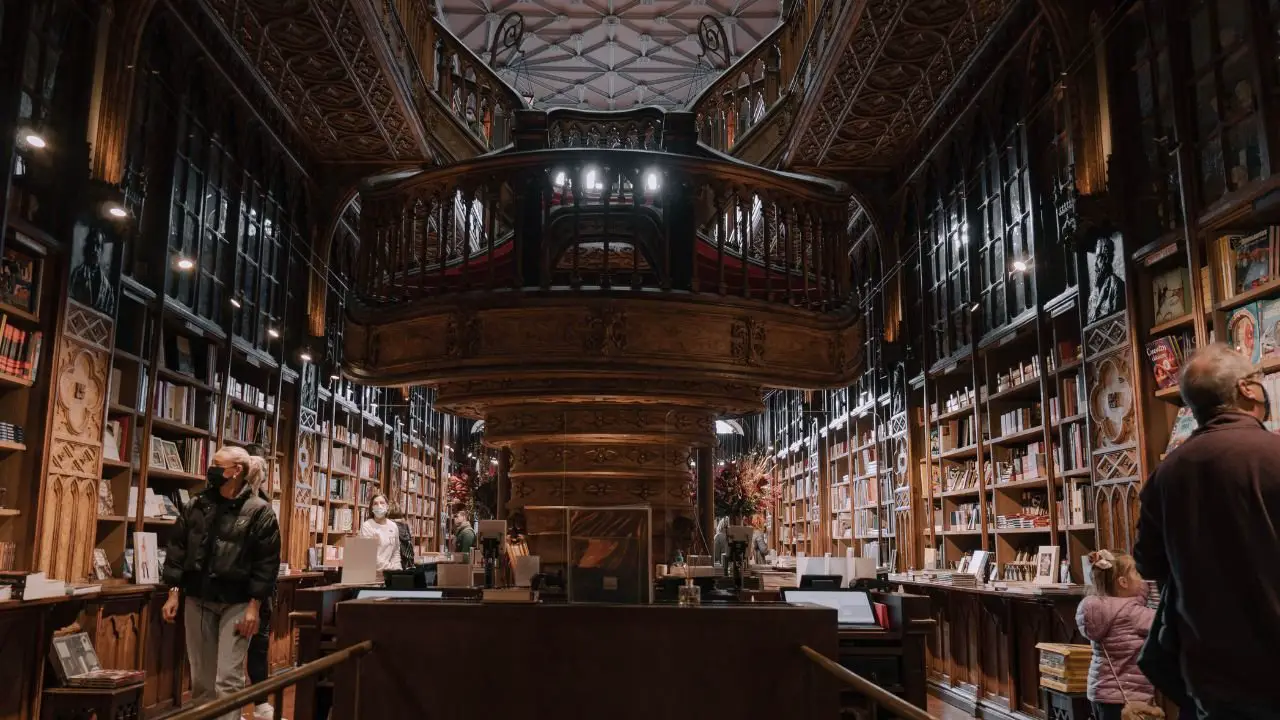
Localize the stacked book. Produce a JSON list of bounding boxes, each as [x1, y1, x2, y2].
[[1036, 643, 1091, 693]]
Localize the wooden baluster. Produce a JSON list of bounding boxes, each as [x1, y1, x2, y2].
[[741, 191, 751, 299], [764, 195, 775, 303], [717, 190, 727, 295], [572, 164, 583, 290], [800, 208, 812, 310], [435, 191, 447, 294], [632, 166, 643, 290], [485, 183, 497, 290], [778, 202, 788, 302]]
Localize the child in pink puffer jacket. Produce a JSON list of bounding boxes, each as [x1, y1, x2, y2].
[[1075, 550, 1156, 720]]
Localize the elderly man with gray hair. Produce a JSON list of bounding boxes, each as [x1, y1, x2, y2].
[[1135, 343, 1280, 719], [160, 445, 281, 720]]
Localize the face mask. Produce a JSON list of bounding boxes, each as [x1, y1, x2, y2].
[[1246, 379, 1272, 423], [372, 506, 387, 519], [206, 466, 227, 489]]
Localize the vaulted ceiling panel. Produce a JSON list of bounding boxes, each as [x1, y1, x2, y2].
[[437, 0, 782, 110]]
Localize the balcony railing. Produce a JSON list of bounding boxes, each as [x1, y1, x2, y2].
[[355, 109, 853, 313], [380, 0, 525, 152], [689, 0, 849, 157]]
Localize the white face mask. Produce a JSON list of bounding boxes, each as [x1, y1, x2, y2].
[[372, 505, 387, 519]]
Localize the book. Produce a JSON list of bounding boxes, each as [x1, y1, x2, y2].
[[1145, 337, 1183, 390], [1152, 267, 1188, 323], [133, 532, 159, 584], [1165, 407, 1198, 454], [92, 548, 112, 580], [1260, 298, 1280, 361], [1228, 303, 1262, 363], [1232, 229, 1273, 295]]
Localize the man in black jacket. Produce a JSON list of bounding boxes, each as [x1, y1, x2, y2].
[[161, 446, 281, 720], [1135, 344, 1280, 719]]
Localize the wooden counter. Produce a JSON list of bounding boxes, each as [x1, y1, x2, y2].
[[896, 580, 1085, 720], [331, 601, 841, 720]]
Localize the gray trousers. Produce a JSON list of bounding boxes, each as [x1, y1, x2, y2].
[[184, 597, 250, 720]]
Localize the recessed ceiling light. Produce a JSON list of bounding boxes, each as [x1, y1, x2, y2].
[[1013, 260, 1028, 272], [176, 257, 194, 271], [300, 351, 313, 363], [267, 327, 280, 339], [23, 133, 46, 149], [230, 297, 242, 309]]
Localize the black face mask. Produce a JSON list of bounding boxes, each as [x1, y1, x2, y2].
[[206, 466, 227, 489]]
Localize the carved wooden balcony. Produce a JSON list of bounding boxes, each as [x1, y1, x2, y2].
[[343, 107, 863, 536]]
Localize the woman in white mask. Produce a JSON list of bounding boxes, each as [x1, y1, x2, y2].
[[358, 492, 402, 571]]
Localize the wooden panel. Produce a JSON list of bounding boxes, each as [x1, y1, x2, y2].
[[0, 604, 49, 720], [141, 591, 184, 717], [333, 602, 840, 720], [38, 302, 114, 582], [84, 595, 147, 671]]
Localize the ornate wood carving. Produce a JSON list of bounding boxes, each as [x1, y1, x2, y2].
[[792, 0, 1018, 170], [730, 317, 767, 366], [197, 0, 429, 162], [583, 306, 627, 356], [39, 302, 113, 581]]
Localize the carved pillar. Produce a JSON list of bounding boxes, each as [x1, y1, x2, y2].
[[38, 302, 113, 581]]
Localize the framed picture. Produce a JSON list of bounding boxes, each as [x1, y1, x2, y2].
[[68, 222, 119, 316], [1086, 231, 1126, 324], [133, 532, 159, 585], [148, 438, 166, 470], [1034, 545, 1061, 585], [161, 440, 184, 474], [0, 244, 41, 315]]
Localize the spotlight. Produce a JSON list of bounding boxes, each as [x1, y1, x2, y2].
[[106, 205, 128, 219], [21, 132, 46, 149], [267, 327, 280, 339], [176, 257, 194, 271], [645, 172, 659, 191], [300, 350, 313, 363], [330, 372, 340, 381], [1013, 260, 1027, 272], [229, 296, 241, 309], [970, 302, 981, 312]]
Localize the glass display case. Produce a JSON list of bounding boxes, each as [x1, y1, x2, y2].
[[524, 505, 653, 604]]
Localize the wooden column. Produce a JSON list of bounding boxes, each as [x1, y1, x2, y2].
[[697, 445, 714, 550]]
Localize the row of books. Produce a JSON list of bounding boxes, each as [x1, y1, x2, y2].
[[996, 404, 1041, 437], [1050, 340, 1083, 370], [154, 381, 213, 429], [227, 376, 275, 412], [935, 416, 979, 451], [948, 502, 989, 530], [360, 437, 384, 455], [932, 386, 976, 417], [1055, 423, 1089, 473], [148, 436, 214, 476], [224, 408, 271, 446], [943, 462, 980, 493], [327, 506, 355, 533], [356, 455, 380, 481], [851, 475, 879, 507], [1048, 374, 1087, 421], [994, 356, 1042, 393], [0, 320, 40, 380], [993, 444, 1048, 483], [1068, 481, 1096, 525], [830, 483, 851, 513]]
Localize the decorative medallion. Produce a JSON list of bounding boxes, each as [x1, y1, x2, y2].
[[583, 305, 627, 356], [730, 317, 766, 365], [444, 310, 482, 359]]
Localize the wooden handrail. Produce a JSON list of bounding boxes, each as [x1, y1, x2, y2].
[[800, 645, 937, 720], [166, 640, 374, 720]]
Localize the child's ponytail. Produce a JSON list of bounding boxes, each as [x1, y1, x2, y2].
[[1088, 549, 1136, 596]]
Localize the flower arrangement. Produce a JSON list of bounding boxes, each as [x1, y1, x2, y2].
[[713, 453, 778, 520]]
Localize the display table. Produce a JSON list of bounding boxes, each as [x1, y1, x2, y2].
[[895, 579, 1086, 720], [40, 683, 144, 720], [330, 601, 841, 720]]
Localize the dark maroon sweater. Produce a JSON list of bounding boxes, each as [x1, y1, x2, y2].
[[1135, 412, 1280, 705]]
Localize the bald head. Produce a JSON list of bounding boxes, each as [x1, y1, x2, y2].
[[1179, 344, 1265, 423]]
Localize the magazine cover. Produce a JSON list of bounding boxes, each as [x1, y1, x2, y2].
[[1165, 407, 1198, 454], [1258, 298, 1280, 361], [1152, 267, 1188, 324], [1231, 230, 1272, 294], [1228, 303, 1261, 363], [1145, 338, 1181, 389]]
